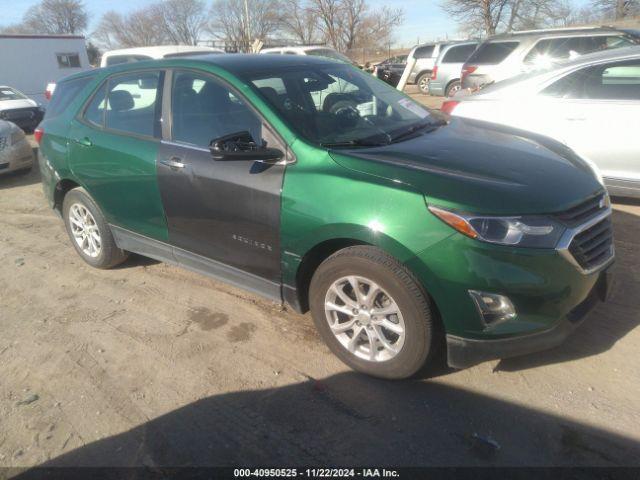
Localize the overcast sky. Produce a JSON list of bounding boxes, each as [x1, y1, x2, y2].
[[3, 0, 588, 47]]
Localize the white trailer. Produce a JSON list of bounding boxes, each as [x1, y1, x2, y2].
[[0, 34, 90, 104]]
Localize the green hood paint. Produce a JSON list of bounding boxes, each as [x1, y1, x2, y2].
[[329, 117, 604, 215]]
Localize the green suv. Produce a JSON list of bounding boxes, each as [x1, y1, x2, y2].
[[38, 55, 614, 379]]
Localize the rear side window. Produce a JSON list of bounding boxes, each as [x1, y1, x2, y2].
[[442, 44, 478, 63], [542, 60, 640, 100], [524, 37, 589, 64], [104, 71, 163, 137], [83, 83, 108, 126], [466, 41, 519, 65], [45, 75, 93, 119], [414, 45, 435, 59], [525, 35, 636, 65]]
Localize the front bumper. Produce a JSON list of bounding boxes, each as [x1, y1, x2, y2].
[[0, 138, 34, 175], [445, 270, 611, 368]]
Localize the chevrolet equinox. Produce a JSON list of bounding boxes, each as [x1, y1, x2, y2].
[[37, 55, 614, 379]]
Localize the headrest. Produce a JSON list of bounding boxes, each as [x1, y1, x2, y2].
[[108, 90, 134, 112]]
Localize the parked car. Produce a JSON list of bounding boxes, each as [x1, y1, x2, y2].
[[260, 45, 353, 64], [374, 55, 407, 87], [447, 46, 640, 198], [429, 41, 479, 97], [38, 55, 613, 379], [100, 45, 225, 67], [461, 27, 638, 90], [0, 119, 34, 175], [406, 42, 454, 94], [0, 86, 45, 132]]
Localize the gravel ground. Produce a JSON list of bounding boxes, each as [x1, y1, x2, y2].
[[0, 114, 639, 470]]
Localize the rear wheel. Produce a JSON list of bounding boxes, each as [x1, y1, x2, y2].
[[416, 73, 430, 95], [62, 187, 128, 269], [445, 80, 462, 98], [309, 246, 436, 379]]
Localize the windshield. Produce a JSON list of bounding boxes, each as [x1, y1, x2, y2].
[[245, 63, 437, 147], [306, 48, 353, 64], [0, 87, 27, 101]]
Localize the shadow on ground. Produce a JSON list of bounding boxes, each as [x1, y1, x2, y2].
[[12, 372, 640, 473]]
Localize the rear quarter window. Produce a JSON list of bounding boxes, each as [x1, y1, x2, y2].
[[414, 45, 435, 59], [45, 75, 94, 119], [466, 41, 519, 65], [442, 44, 478, 63]]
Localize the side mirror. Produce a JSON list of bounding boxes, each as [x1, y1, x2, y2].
[[209, 131, 284, 163]]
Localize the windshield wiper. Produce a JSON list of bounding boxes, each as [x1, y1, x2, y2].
[[320, 132, 391, 148], [388, 120, 444, 144]]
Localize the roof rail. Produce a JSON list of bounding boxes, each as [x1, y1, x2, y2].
[[510, 26, 611, 34]]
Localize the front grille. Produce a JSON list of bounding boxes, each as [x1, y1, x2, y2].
[[568, 216, 614, 271], [554, 194, 606, 227], [0, 136, 6, 151], [0, 163, 8, 170]]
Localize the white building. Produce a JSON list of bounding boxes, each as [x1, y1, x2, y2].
[[0, 34, 90, 104]]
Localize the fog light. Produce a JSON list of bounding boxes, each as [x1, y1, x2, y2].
[[468, 290, 516, 326]]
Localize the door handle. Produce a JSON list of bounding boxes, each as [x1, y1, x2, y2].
[[73, 137, 92, 147], [565, 117, 586, 121], [160, 157, 185, 170]]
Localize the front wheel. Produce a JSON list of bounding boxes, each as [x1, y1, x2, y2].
[[309, 246, 436, 379], [62, 187, 128, 269], [445, 80, 461, 98]]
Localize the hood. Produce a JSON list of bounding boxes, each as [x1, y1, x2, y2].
[[329, 117, 603, 215], [0, 98, 38, 110]]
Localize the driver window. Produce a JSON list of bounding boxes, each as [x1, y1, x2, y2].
[[171, 70, 262, 148]]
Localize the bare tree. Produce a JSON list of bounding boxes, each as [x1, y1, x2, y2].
[[209, 0, 284, 51], [508, 0, 571, 30], [5, 0, 88, 34], [310, 0, 403, 51], [280, 0, 319, 44], [353, 5, 403, 50], [157, 0, 209, 45], [93, 7, 170, 49], [591, 0, 639, 19], [309, 0, 343, 49], [441, 0, 511, 35]]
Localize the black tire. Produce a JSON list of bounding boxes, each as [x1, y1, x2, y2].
[[416, 72, 430, 95], [62, 187, 128, 269], [309, 246, 436, 379], [445, 80, 461, 98]]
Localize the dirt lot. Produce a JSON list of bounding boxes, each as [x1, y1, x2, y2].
[[1, 110, 639, 469]]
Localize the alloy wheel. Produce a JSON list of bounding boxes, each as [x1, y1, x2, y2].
[[324, 275, 406, 362], [419, 76, 430, 94], [69, 203, 101, 258]]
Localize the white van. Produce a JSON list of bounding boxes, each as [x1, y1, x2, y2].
[[100, 46, 225, 67]]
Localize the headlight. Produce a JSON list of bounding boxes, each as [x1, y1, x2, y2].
[[10, 129, 25, 145], [428, 205, 565, 248]]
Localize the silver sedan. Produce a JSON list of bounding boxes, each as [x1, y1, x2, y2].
[[0, 119, 33, 176], [449, 46, 640, 198]]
